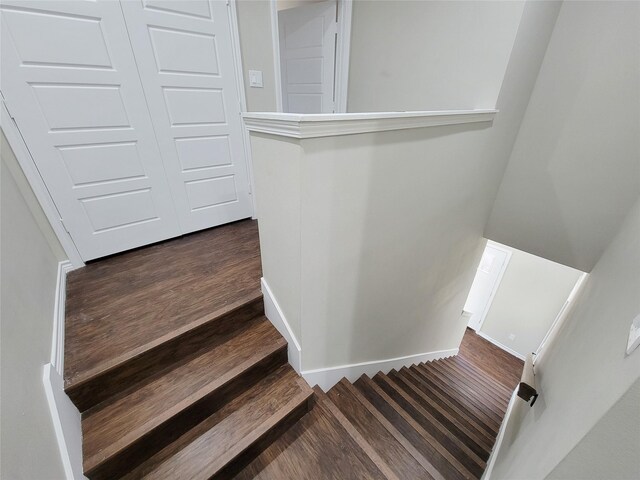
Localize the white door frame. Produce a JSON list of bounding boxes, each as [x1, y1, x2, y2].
[[270, 0, 352, 113], [0, 0, 253, 266], [469, 240, 513, 333]]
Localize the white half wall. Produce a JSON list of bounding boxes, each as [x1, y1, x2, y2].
[[261, 276, 457, 391], [248, 0, 562, 377]]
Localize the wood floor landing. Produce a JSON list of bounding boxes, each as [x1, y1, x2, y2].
[[64, 219, 261, 390], [63, 221, 524, 479]]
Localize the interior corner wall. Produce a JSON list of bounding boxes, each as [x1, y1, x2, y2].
[[1, 130, 67, 479], [347, 0, 525, 112], [490, 198, 640, 479], [546, 377, 640, 480], [479, 246, 583, 358], [236, 0, 278, 112], [485, 0, 640, 272]]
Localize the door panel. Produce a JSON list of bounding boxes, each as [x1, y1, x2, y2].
[[464, 245, 510, 331], [0, 1, 181, 260], [120, 0, 252, 234], [278, 0, 337, 113]]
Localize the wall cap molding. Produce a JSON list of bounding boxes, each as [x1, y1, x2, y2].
[[243, 109, 498, 139]]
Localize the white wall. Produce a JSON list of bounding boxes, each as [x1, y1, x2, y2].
[[250, 0, 563, 373], [1, 131, 67, 479], [546, 378, 640, 480], [236, 0, 278, 112], [490, 197, 640, 479], [347, 1, 524, 112], [479, 245, 582, 358], [486, 1, 640, 272]]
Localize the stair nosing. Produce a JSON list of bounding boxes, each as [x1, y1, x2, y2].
[[83, 335, 286, 473], [65, 290, 263, 392]]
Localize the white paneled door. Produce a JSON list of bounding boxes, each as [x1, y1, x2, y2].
[[0, 0, 251, 260], [278, 0, 337, 113], [121, 0, 252, 234]]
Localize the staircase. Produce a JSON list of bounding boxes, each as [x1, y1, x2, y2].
[[64, 220, 517, 479]]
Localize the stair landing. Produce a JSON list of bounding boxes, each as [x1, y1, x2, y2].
[[64, 219, 262, 390]]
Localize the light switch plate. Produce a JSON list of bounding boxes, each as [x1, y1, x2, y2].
[[626, 314, 640, 355], [248, 70, 263, 88]]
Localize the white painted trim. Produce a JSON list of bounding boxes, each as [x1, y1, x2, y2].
[[472, 240, 513, 332], [228, 0, 257, 219], [334, 0, 352, 113], [302, 348, 459, 392], [482, 388, 519, 480], [261, 278, 302, 373], [243, 109, 497, 139], [43, 364, 85, 480], [476, 330, 526, 361], [51, 261, 74, 376], [534, 271, 589, 364], [269, 0, 283, 113], [1, 102, 85, 268]]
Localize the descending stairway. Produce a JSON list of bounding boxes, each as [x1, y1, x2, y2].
[[64, 221, 518, 479]]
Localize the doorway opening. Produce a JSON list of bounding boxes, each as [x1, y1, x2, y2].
[[270, 0, 352, 113], [463, 240, 588, 362]]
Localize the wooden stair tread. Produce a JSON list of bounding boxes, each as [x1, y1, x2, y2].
[[233, 385, 390, 479], [329, 379, 438, 480], [373, 373, 486, 478], [121, 365, 312, 480], [395, 367, 495, 447], [82, 317, 286, 473], [448, 355, 514, 397], [437, 359, 510, 407], [424, 362, 506, 418], [387, 369, 493, 460], [414, 364, 503, 430], [355, 375, 476, 480], [66, 292, 264, 412], [313, 386, 400, 480]]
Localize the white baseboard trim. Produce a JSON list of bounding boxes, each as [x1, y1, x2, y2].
[[302, 348, 459, 392], [43, 364, 85, 480], [482, 388, 519, 480], [51, 261, 74, 376], [476, 330, 526, 361], [261, 278, 302, 373]]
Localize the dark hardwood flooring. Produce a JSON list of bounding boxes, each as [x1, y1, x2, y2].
[[63, 221, 524, 479], [458, 327, 524, 390], [64, 219, 262, 390]]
